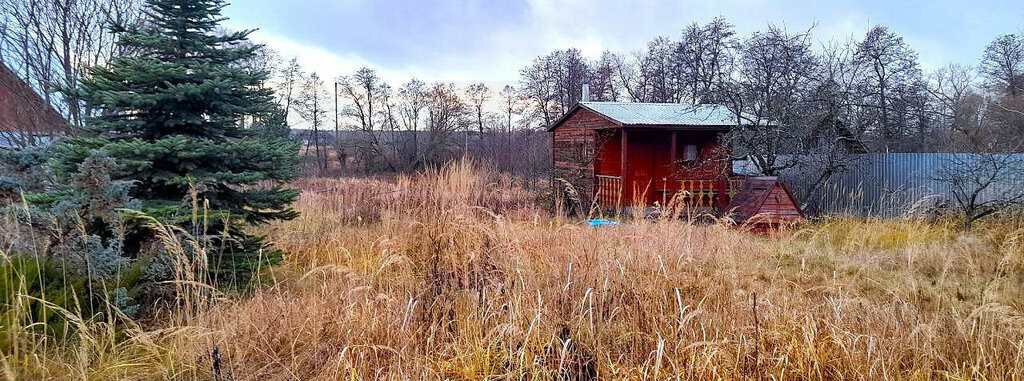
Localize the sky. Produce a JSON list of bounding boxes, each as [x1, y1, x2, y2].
[[222, 0, 1024, 88]]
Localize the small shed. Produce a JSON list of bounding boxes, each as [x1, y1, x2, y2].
[[726, 177, 804, 229]]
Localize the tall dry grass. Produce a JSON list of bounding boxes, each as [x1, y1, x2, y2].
[[0, 201, 213, 380], [0, 188, 253, 380], [169, 160, 1024, 380], [3, 159, 1024, 379]]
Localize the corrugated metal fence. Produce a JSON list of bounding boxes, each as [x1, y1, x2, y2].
[[736, 153, 1024, 217]]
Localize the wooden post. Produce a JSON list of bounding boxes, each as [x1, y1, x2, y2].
[[670, 131, 678, 203], [620, 129, 628, 202], [670, 130, 677, 171]]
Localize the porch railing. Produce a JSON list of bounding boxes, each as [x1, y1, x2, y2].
[[659, 177, 750, 208], [669, 179, 718, 208], [595, 175, 623, 207], [727, 176, 747, 200], [595, 175, 750, 209]]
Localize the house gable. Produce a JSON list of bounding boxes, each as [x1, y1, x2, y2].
[[551, 107, 620, 197]]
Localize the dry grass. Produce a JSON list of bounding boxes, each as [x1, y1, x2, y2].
[[173, 160, 1024, 380], [4, 159, 1024, 379]]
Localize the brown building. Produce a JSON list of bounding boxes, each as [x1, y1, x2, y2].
[[548, 101, 803, 226], [0, 61, 68, 147]]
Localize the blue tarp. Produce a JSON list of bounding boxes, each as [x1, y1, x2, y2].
[[587, 219, 620, 227]]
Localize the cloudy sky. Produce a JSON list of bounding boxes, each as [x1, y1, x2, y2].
[[223, 0, 1024, 86]]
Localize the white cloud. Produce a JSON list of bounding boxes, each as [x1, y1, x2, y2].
[[243, 28, 401, 84], [228, 0, 1017, 89]]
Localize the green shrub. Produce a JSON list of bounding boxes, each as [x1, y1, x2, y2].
[[0, 256, 154, 343]]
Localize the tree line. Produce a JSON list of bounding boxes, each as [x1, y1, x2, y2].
[[255, 60, 548, 178], [518, 19, 1024, 165], [5, 7, 1024, 181], [205, 18, 1024, 183]]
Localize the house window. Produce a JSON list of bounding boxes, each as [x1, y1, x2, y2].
[[683, 144, 699, 161]]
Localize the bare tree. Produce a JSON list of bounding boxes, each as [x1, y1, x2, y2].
[[339, 67, 396, 171], [274, 58, 302, 120], [600, 18, 736, 105], [610, 51, 645, 103], [979, 33, 1024, 97], [551, 49, 589, 114], [678, 17, 737, 104], [464, 82, 490, 134], [805, 40, 868, 152], [333, 74, 471, 172], [612, 37, 686, 103], [851, 26, 927, 150], [783, 40, 872, 211], [0, 0, 143, 127], [588, 51, 620, 101], [295, 72, 330, 172], [634, 36, 683, 103], [722, 25, 817, 176], [928, 52, 1024, 230], [936, 152, 1024, 231], [397, 79, 429, 169], [499, 85, 524, 142], [926, 64, 996, 148], [519, 48, 588, 125], [422, 82, 467, 164], [519, 54, 558, 125]]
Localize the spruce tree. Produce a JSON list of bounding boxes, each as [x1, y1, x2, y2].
[[53, 0, 300, 285]]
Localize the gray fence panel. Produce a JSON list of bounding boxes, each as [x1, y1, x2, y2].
[[737, 153, 1024, 217]]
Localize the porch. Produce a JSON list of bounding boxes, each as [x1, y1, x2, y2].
[[592, 128, 740, 211], [595, 175, 748, 211]]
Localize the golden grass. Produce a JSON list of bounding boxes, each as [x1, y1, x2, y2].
[[4, 159, 1024, 379], [171, 161, 1024, 380]]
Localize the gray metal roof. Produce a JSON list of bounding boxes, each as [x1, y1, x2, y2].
[[579, 102, 738, 126]]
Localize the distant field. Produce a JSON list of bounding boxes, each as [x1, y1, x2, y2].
[[4, 161, 1024, 379]]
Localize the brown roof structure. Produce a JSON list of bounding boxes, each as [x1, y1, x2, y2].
[[0, 61, 69, 145], [726, 177, 805, 227]]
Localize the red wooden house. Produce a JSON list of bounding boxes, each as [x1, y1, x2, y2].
[[549, 101, 803, 226]]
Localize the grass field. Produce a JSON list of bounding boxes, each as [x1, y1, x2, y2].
[[3, 160, 1024, 379]]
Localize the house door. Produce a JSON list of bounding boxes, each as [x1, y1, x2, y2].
[[627, 134, 657, 205]]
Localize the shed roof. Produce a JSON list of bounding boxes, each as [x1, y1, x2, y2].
[[547, 101, 741, 131], [0, 62, 68, 139], [726, 177, 805, 225]]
